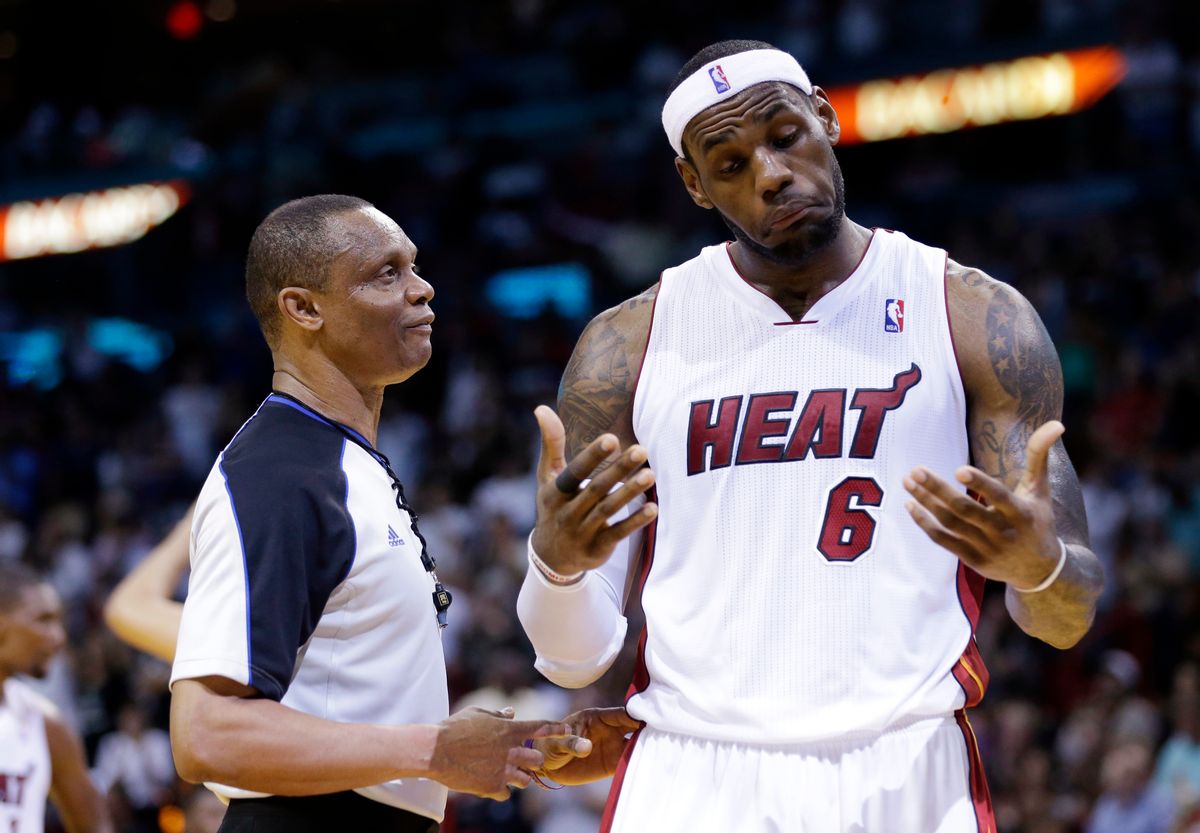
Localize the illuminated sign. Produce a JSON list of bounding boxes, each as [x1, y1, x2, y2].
[[825, 47, 1125, 145], [0, 180, 190, 261]]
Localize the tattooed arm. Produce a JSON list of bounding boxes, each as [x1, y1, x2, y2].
[[516, 285, 659, 687], [904, 261, 1102, 649], [558, 283, 659, 457]]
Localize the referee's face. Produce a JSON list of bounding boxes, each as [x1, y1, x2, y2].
[[320, 207, 435, 387]]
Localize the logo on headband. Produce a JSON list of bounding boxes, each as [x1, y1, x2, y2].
[[708, 65, 731, 94]]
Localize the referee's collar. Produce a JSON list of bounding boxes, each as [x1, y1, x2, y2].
[[266, 392, 376, 450]]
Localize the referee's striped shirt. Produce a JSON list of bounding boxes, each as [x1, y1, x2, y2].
[[170, 393, 449, 822]]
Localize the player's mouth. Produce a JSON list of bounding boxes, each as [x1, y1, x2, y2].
[[766, 201, 820, 233]]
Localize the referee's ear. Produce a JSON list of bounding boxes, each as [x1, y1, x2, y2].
[[277, 287, 324, 334]]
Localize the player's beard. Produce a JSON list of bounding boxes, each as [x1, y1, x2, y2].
[[718, 155, 847, 268]]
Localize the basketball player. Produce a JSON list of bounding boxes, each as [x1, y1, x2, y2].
[[517, 41, 1104, 832], [0, 563, 113, 833], [168, 195, 590, 833]]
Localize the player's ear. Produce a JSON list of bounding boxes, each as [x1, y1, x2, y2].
[[810, 87, 841, 146], [278, 287, 324, 333], [675, 155, 714, 210]]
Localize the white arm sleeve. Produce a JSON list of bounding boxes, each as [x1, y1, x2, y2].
[[516, 492, 644, 689]]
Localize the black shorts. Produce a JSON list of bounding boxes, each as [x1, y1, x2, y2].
[[217, 791, 439, 833]]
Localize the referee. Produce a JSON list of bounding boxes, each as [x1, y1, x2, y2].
[[169, 195, 577, 833]]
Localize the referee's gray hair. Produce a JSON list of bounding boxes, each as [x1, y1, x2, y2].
[[245, 194, 373, 346], [0, 562, 44, 613]]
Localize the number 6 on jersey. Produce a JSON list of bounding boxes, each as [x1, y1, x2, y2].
[[818, 476, 883, 562]]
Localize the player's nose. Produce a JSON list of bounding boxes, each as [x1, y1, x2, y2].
[[754, 147, 793, 201]]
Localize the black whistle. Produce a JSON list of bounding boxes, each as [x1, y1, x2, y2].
[[433, 584, 453, 629]]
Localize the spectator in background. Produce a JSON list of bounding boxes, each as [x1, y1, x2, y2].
[[1156, 663, 1200, 816], [92, 701, 175, 833], [1087, 741, 1174, 833]]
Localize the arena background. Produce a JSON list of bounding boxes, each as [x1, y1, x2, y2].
[[1, 1, 1197, 831]]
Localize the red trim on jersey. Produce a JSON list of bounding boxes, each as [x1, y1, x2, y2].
[[629, 274, 663, 428], [953, 562, 990, 707], [956, 560, 985, 630], [599, 726, 643, 833], [601, 488, 658, 829], [625, 487, 658, 700], [955, 710, 996, 833]]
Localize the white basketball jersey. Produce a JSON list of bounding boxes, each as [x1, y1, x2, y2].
[[0, 679, 53, 833], [629, 229, 988, 744]]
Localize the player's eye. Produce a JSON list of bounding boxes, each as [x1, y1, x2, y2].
[[719, 158, 744, 176], [412, 264, 421, 275], [774, 130, 799, 149]]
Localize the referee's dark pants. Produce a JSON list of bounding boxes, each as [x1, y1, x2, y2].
[[218, 792, 439, 833]]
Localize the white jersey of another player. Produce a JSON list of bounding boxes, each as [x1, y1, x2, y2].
[[629, 228, 987, 744], [0, 679, 53, 833]]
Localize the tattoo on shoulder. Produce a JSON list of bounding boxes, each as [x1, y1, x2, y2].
[[946, 260, 989, 288], [978, 283, 1063, 481], [558, 285, 658, 456]]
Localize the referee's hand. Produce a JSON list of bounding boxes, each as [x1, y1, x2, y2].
[[430, 707, 583, 801], [531, 405, 658, 576]]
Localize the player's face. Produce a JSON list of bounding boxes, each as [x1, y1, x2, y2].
[[0, 584, 66, 679], [677, 83, 846, 267], [318, 207, 435, 387]]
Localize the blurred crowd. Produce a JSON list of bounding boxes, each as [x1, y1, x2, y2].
[[0, 1, 1198, 832]]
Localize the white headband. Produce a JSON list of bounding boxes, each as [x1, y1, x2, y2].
[[661, 49, 814, 157]]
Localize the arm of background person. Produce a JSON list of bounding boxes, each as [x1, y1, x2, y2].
[[103, 505, 193, 662], [171, 675, 576, 801], [905, 261, 1103, 649], [44, 708, 115, 833], [517, 285, 658, 687]]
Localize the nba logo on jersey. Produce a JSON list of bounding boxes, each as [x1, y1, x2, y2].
[[884, 299, 904, 333], [708, 65, 731, 93]]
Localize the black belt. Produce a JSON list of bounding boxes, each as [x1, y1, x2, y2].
[[220, 791, 439, 833]]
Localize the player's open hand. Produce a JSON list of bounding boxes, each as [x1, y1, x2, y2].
[[903, 420, 1065, 590], [533, 707, 641, 786], [430, 706, 579, 801], [531, 405, 658, 576]]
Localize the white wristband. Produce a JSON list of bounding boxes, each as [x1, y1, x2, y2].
[[528, 536, 584, 586], [1013, 538, 1068, 594]]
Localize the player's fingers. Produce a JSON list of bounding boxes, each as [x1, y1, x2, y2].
[[562, 445, 649, 524], [1018, 420, 1064, 496], [905, 483, 991, 550], [905, 497, 985, 567], [598, 709, 643, 733], [518, 720, 574, 740], [582, 468, 656, 533], [903, 473, 1004, 546], [538, 736, 593, 758], [533, 406, 567, 484], [953, 467, 1022, 521], [585, 444, 651, 495], [553, 434, 620, 497], [904, 468, 1009, 534], [593, 502, 658, 549]]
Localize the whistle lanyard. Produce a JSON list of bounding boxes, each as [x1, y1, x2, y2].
[[268, 393, 452, 629]]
